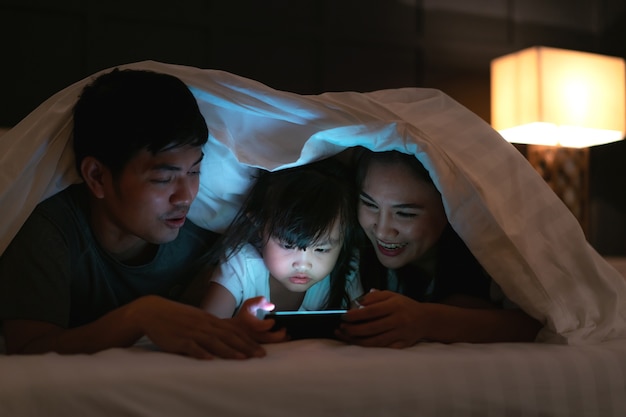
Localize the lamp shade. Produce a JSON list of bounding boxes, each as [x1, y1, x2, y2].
[[491, 46, 625, 148]]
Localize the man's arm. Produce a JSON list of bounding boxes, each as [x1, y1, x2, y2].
[[178, 263, 216, 307], [3, 295, 266, 359]]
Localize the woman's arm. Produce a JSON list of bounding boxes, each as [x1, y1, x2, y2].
[[337, 290, 542, 347]]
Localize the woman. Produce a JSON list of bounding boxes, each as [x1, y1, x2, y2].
[[337, 149, 542, 348]]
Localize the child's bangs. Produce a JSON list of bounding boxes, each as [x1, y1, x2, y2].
[[268, 197, 341, 250]]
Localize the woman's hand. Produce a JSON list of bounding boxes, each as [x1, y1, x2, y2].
[[232, 296, 289, 344], [336, 290, 428, 348], [337, 290, 543, 346]]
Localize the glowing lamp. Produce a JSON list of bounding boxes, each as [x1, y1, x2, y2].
[[491, 46, 625, 148]]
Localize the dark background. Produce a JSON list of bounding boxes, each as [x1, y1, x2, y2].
[[1, 0, 625, 254]]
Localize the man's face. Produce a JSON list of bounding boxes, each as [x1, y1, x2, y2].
[[93, 145, 203, 259]]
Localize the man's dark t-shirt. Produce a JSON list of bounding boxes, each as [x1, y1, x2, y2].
[[0, 184, 218, 327]]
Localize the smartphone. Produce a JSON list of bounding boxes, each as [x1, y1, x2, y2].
[[264, 310, 347, 340]]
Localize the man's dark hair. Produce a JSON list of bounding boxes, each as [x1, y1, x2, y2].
[[72, 68, 208, 177]]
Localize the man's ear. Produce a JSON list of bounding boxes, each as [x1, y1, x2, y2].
[[81, 156, 107, 199]]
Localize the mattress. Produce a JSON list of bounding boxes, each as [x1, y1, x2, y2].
[[1, 337, 625, 417], [1, 259, 625, 417]]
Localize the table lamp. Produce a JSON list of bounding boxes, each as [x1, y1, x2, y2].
[[491, 46, 625, 234]]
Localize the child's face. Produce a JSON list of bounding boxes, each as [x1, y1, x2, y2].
[[262, 220, 343, 293]]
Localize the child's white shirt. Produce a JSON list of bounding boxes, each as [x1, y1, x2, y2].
[[211, 243, 362, 314]]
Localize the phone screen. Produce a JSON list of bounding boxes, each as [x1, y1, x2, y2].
[[265, 310, 347, 339]]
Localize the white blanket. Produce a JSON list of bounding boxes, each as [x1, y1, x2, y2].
[[1, 61, 625, 344]]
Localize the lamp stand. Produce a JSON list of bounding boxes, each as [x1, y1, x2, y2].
[[526, 145, 590, 236]]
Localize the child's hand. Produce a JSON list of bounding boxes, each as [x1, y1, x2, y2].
[[233, 296, 289, 344], [239, 295, 276, 318]]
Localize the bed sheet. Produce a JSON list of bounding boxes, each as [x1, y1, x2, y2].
[[1, 337, 625, 417], [1, 256, 623, 416]]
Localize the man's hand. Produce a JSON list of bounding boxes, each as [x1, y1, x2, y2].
[[131, 295, 268, 359]]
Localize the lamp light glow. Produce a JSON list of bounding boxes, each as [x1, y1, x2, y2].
[[491, 46, 625, 148]]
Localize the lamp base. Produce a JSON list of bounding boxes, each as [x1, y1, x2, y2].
[[526, 145, 589, 235]]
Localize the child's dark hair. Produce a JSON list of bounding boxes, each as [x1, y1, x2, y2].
[[217, 157, 359, 309], [72, 68, 208, 177]]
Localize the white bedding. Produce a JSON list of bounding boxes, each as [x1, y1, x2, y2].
[[2, 257, 625, 416], [2, 62, 626, 417], [1, 337, 625, 417], [1, 61, 625, 344]]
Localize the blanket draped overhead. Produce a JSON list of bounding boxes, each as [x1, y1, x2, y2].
[[1, 61, 625, 344]]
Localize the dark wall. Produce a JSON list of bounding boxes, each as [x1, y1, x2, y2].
[[1, 0, 625, 254], [0, 0, 424, 126]]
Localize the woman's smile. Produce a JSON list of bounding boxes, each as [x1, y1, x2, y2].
[[376, 240, 408, 257]]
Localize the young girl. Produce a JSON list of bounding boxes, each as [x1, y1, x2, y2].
[[202, 157, 362, 338]]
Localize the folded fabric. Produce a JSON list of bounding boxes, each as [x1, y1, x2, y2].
[[1, 61, 625, 344]]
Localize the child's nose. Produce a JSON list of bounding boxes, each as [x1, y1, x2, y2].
[[292, 250, 313, 271]]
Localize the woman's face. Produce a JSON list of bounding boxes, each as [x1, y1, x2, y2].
[[358, 159, 448, 270]]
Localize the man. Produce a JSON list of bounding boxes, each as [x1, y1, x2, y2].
[[0, 69, 269, 359]]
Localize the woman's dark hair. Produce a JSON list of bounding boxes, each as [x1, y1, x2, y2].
[[215, 157, 359, 309], [72, 68, 208, 177], [354, 147, 434, 191]]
